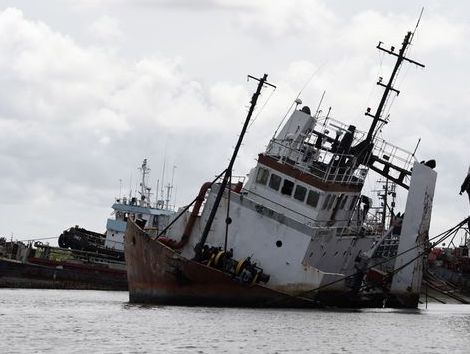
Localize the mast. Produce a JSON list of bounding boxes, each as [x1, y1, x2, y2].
[[364, 31, 424, 143], [165, 165, 176, 210], [352, 28, 425, 190], [160, 159, 166, 204], [155, 179, 159, 206], [381, 179, 389, 227], [138, 159, 151, 206], [375, 179, 396, 229], [194, 74, 276, 258]]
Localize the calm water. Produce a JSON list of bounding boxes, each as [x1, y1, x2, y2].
[[1, 289, 470, 353]]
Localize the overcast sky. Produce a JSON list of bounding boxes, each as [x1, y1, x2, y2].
[[0, 0, 469, 243]]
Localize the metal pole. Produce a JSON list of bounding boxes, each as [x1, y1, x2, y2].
[[224, 171, 232, 254], [195, 74, 275, 257]]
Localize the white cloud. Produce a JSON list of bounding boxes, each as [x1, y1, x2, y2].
[[1, 2, 469, 240], [233, 0, 338, 39], [89, 15, 123, 41], [0, 7, 252, 238]]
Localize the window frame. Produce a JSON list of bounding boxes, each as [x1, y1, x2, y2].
[[281, 179, 295, 196], [293, 185, 307, 202], [321, 194, 331, 210], [339, 195, 348, 209], [255, 167, 270, 185], [306, 190, 320, 208], [327, 195, 337, 210], [268, 173, 282, 191]]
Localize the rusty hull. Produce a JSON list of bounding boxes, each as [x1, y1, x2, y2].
[[125, 220, 414, 308], [125, 220, 322, 307], [0, 257, 128, 290]]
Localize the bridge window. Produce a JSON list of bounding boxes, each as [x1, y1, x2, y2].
[[256, 167, 269, 185], [294, 185, 307, 202], [306, 190, 320, 208], [281, 179, 294, 196], [322, 195, 331, 210], [268, 173, 281, 191], [339, 195, 348, 209], [327, 195, 336, 210]]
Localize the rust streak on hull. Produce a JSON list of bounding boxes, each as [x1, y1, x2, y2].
[[125, 220, 316, 307], [125, 220, 420, 308]]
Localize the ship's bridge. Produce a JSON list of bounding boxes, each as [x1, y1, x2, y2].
[[266, 110, 369, 187], [243, 106, 417, 228], [265, 108, 416, 189]]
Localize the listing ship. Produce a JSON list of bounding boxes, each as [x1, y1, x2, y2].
[[125, 29, 437, 308], [0, 159, 174, 290]]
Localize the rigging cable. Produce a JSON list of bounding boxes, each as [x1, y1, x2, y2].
[[380, 9, 425, 133], [362, 49, 386, 122], [155, 169, 227, 238], [284, 217, 470, 301], [248, 86, 277, 129]]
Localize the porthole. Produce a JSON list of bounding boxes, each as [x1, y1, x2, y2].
[[276, 240, 282, 248]]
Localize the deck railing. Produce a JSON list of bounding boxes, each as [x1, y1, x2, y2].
[[266, 139, 368, 186]]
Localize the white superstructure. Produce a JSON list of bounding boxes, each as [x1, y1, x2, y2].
[[105, 159, 174, 251], [155, 30, 437, 307]]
